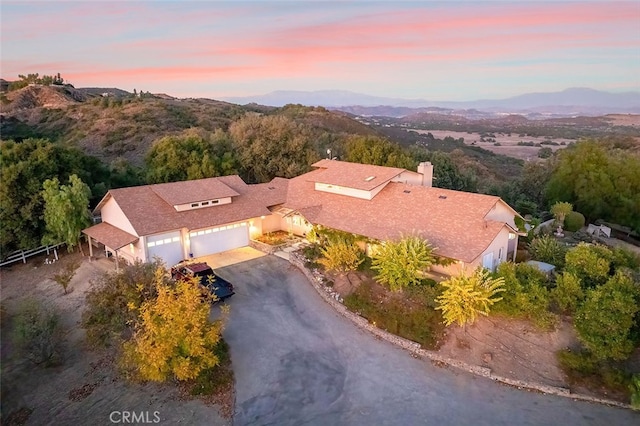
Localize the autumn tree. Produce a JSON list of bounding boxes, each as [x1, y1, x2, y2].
[[436, 268, 505, 327], [574, 272, 639, 361], [121, 278, 225, 382], [42, 174, 91, 253], [146, 129, 237, 183], [371, 236, 436, 291], [229, 114, 319, 183], [318, 237, 363, 273]]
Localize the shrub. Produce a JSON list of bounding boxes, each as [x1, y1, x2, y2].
[[551, 272, 584, 314], [82, 260, 168, 347], [611, 247, 640, 271], [631, 375, 640, 410], [52, 261, 80, 295], [493, 262, 555, 329], [318, 237, 363, 273], [528, 235, 566, 267], [12, 299, 63, 366], [551, 201, 573, 225], [564, 243, 611, 288], [574, 272, 639, 361], [371, 236, 436, 291], [435, 268, 505, 327], [564, 211, 585, 232], [343, 281, 445, 349]]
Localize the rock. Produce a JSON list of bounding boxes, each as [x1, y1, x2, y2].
[[482, 352, 493, 363]]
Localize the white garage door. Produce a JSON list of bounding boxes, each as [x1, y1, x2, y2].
[[147, 231, 184, 267], [190, 222, 249, 257]]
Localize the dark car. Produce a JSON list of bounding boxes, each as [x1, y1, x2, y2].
[[170, 262, 235, 302]]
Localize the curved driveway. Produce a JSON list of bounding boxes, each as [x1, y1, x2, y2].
[[219, 255, 638, 426]]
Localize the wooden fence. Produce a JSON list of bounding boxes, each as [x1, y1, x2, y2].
[[0, 243, 65, 267]]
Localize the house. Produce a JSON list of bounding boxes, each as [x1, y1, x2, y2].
[[83, 160, 521, 274]]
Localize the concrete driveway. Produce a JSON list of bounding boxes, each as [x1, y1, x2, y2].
[[218, 255, 639, 426]]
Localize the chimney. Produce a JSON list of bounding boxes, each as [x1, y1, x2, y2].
[[417, 161, 433, 187]]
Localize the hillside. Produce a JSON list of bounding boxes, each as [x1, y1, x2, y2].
[[0, 86, 379, 166]]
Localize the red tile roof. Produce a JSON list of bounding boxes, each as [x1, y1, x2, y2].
[[310, 159, 404, 191]]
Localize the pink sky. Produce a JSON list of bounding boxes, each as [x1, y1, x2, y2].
[[1, 1, 638, 100]]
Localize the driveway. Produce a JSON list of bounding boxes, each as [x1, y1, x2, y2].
[[218, 255, 638, 426]]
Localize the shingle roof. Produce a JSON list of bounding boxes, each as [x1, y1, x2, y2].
[[150, 178, 239, 206], [310, 159, 405, 191], [102, 175, 281, 236], [82, 222, 138, 250], [283, 168, 509, 263]]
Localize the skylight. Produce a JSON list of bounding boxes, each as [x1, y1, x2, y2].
[[364, 176, 376, 182]]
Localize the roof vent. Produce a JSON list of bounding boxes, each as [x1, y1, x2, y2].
[[439, 195, 447, 199], [403, 190, 411, 194], [364, 176, 376, 182], [268, 186, 275, 190]]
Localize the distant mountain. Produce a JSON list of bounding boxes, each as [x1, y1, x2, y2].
[[223, 88, 640, 116]]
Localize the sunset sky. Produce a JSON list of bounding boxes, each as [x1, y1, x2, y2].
[[2, 1, 639, 101]]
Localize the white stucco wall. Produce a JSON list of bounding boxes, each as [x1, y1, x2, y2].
[[315, 182, 374, 200], [485, 200, 518, 230], [392, 170, 423, 186], [477, 226, 511, 272], [100, 196, 138, 236]]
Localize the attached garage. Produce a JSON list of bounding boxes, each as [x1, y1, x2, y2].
[[147, 231, 184, 267], [189, 222, 249, 257]]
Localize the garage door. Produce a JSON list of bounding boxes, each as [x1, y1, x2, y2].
[[147, 231, 183, 267], [190, 222, 249, 257]]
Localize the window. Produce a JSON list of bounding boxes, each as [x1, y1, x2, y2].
[[189, 232, 197, 237], [163, 238, 172, 244], [172, 236, 180, 242], [201, 201, 210, 206], [197, 230, 205, 236], [205, 229, 212, 234], [147, 241, 156, 247], [191, 203, 199, 208], [211, 199, 219, 204], [508, 233, 516, 240]]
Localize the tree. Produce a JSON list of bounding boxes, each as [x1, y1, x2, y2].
[[121, 278, 225, 382], [12, 299, 63, 365], [538, 147, 553, 158], [545, 139, 640, 232], [344, 135, 415, 169], [371, 236, 436, 291], [318, 237, 363, 273], [52, 261, 80, 295], [229, 114, 319, 183], [551, 201, 573, 226], [574, 272, 639, 361], [436, 268, 505, 327], [42, 174, 91, 253], [146, 129, 237, 183]]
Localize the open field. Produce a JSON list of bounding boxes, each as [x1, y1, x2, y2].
[[412, 129, 575, 161]]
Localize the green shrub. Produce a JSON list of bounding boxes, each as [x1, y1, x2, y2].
[[612, 247, 640, 271], [12, 299, 63, 366], [564, 243, 611, 288], [558, 349, 633, 398], [493, 262, 555, 328], [631, 374, 640, 410], [575, 272, 639, 361], [551, 272, 584, 314], [564, 211, 585, 232], [528, 235, 566, 267]]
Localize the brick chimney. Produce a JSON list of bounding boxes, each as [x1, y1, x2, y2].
[[417, 161, 433, 187]]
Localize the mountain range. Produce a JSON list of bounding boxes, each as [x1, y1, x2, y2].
[[223, 88, 640, 117]]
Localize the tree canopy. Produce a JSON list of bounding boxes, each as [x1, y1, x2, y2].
[[42, 174, 91, 252], [145, 129, 237, 183]]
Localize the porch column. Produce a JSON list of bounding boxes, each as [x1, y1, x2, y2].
[[87, 235, 93, 258], [115, 249, 119, 272]]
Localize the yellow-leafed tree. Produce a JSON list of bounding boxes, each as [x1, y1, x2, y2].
[[436, 268, 505, 327], [122, 277, 226, 382]]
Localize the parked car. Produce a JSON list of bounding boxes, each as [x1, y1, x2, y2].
[[170, 261, 235, 303]]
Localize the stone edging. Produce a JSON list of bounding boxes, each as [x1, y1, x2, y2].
[[287, 253, 632, 411]]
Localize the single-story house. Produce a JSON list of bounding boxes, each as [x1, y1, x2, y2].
[[83, 160, 521, 274]]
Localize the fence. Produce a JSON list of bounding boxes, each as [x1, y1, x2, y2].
[[0, 242, 65, 267]]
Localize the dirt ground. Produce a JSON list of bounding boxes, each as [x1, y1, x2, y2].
[[329, 270, 633, 403], [0, 248, 229, 426]]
